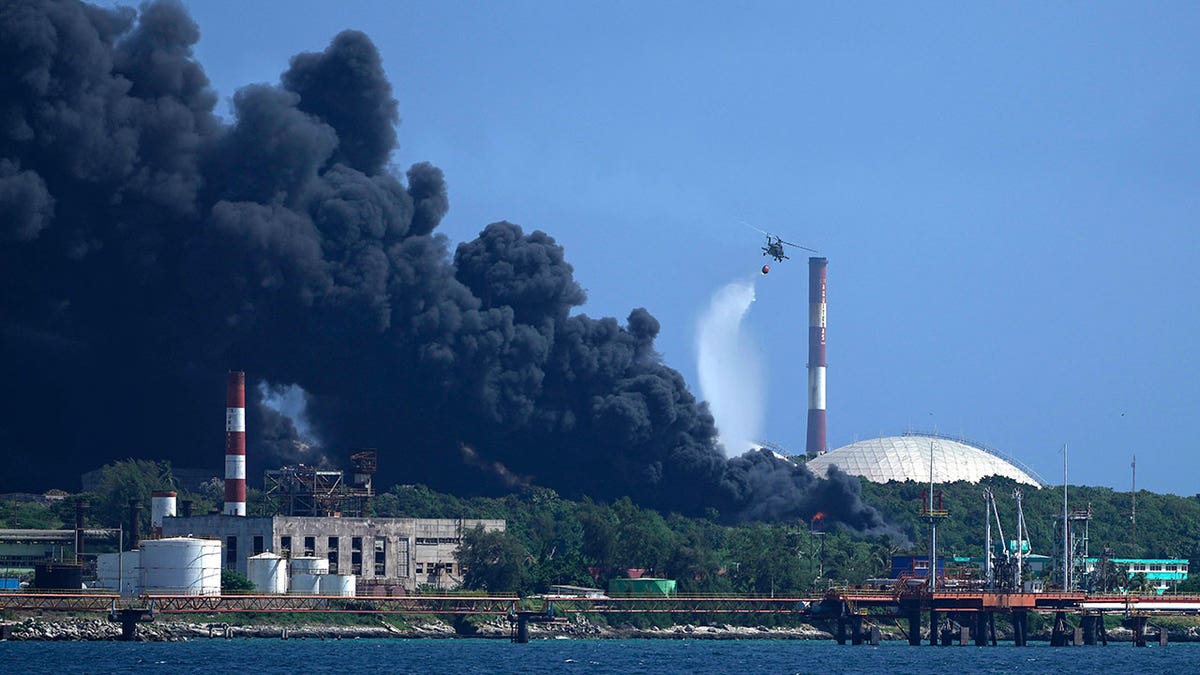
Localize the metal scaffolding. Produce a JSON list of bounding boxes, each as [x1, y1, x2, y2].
[[263, 451, 376, 517]]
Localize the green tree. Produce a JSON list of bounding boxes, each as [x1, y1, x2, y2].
[[455, 526, 530, 594], [87, 459, 176, 531], [0, 499, 63, 529], [579, 505, 618, 569], [221, 569, 255, 592]]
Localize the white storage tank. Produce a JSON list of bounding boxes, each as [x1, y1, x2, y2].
[[96, 551, 142, 597], [150, 491, 177, 530], [139, 537, 221, 596], [289, 557, 328, 595], [290, 573, 320, 595], [290, 557, 329, 575], [247, 552, 289, 594], [318, 574, 356, 597]]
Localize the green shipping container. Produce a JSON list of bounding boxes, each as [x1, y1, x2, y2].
[[607, 577, 676, 597]]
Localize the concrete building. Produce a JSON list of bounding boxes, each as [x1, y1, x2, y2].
[[161, 515, 504, 591]]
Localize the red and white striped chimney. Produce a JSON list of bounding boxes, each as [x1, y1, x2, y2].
[[806, 258, 827, 457], [224, 371, 247, 516]]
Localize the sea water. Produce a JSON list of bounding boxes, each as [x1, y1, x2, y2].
[[0, 638, 1193, 674]]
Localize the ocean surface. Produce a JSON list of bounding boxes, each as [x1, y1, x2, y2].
[[0, 638, 1194, 674]]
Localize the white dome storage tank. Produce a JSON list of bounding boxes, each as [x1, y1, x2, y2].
[[96, 551, 142, 597], [805, 433, 1045, 486], [319, 574, 356, 597], [289, 557, 327, 595], [247, 552, 289, 594], [289, 557, 329, 575], [139, 537, 221, 596]]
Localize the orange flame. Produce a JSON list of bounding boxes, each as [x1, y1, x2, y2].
[[811, 511, 826, 522]]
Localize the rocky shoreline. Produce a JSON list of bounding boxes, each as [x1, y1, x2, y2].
[[1, 615, 838, 642], [6, 615, 1200, 642]]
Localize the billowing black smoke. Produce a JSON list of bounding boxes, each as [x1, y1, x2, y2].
[[0, 0, 891, 533]]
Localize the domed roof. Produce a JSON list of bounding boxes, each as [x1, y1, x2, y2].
[[805, 433, 1043, 486]]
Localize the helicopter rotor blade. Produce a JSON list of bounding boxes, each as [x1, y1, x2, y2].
[[740, 221, 773, 237], [780, 239, 818, 253]]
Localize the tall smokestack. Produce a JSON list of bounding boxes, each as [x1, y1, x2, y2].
[[806, 257, 828, 457], [127, 499, 141, 551], [74, 499, 87, 561], [224, 371, 247, 516]]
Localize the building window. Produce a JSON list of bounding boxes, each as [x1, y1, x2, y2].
[[416, 563, 424, 574], [225, 536, 237, 568], [281, 536, 292, 556], [374, 536, 386, 576], [351, 536, 363, 575], [328, 537, 339, 574], [253, 536, 264, 555], [304, 536, 315, 557]]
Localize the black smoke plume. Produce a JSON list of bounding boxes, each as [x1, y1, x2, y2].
[[0, 0, 891, 533]]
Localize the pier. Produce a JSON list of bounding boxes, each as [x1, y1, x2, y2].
[[3, 587, 1197, 644]]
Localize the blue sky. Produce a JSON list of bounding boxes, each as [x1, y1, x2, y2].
[[167, 1, 1198, 494]]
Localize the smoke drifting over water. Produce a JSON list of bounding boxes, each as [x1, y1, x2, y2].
[[696, 278, 763, 457], [0, 0, 894, 533]]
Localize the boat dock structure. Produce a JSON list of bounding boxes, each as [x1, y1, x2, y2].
[[4, 587, 1199, 645]]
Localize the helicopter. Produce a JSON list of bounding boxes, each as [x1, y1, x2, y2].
[[743, 224, 817, 271]]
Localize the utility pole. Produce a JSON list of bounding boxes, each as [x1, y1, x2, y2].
[[983, 489, 993, 586]]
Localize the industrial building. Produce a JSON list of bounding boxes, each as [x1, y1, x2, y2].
[[805, 432, 1044, 486], [1082, 557, 1189, 594], [147, 371, 507, 593], [161, 514, 504, 591]]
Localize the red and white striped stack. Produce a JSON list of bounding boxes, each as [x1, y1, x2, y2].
[[806, 258, 827, 458], [224, 371, 246, 516]]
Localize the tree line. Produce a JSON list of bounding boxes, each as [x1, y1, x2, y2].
[[4, 460, 1199, 595]]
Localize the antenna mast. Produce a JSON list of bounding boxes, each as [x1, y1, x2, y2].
[[919, 441, 948, 593], [1131, 454, 1137, 557], [983, 488, 993, 586], [1063, 444, 1069, 590]]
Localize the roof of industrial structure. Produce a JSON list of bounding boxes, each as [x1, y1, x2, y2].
[[804, 432, 1044, 486]]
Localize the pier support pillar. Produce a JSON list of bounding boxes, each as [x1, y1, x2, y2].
[[1159, 625, 1168, 647], [1081, 615, 1097, 645], [868, 625, 881, 646], [907, 611, 922, 646], [1050, 612, 1069, 647], [836, 616, 847, 645], [1012, 611, 1028, 647], [1129, 616, 1147, 648], [939, 623, 954, 647], [928, 609, 939, 646], [850, 615, 864, 646], [974, 612, 989, 646], [514, 615, 530, 644], [107, 607, 153, 642]]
